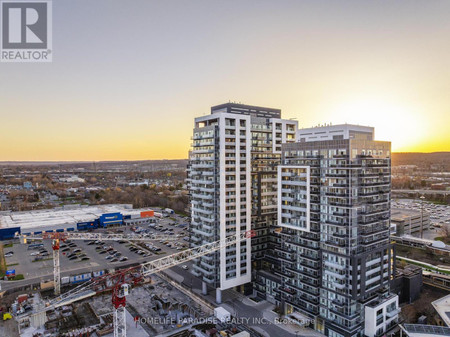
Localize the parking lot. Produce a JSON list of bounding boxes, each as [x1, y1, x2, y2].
[[393, 198, 450, 227], [1, 212, 191, 284]]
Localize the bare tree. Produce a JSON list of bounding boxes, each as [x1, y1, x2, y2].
[[439, 224, 450, 241]]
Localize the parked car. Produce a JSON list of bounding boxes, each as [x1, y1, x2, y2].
[[98, 250, 107, 254], [110, 258, 118, 262], [81, 257, 90, 261], [30, 251, 40, 256], [69, 256, 78, 260], [119, 257, 128, 262], [182, 265, 189, 270]]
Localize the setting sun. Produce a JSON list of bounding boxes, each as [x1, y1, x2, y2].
[[328, 98, 428, 151]]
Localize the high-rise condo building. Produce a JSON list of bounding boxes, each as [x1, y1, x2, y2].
[[187, 103, 297, 303], [277, 125, 399, 337]]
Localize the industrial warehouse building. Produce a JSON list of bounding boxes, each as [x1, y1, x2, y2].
[[0, 204, 156, 237]]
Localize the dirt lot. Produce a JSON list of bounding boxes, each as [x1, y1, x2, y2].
[[400, 285, 448, 325]]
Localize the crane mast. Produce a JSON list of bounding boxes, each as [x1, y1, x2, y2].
[[52, 239, 61, 296]]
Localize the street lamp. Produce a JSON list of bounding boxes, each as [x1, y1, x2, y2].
[[420, 195, 425, 239]]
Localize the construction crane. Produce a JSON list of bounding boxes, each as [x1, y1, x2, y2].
[[22, 230, 255, 337], [16, 231, 181, 296]]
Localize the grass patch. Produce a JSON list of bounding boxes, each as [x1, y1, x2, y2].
[[3, 243, 13, 248], [6, 263, 19, 267], [395, 244, 450, 265], [0, 272, 24, 280], [434, 236, 450, 244], [174, 210, 189, 217], [397, 256, 450, 275], [430, 200, 448, 205], [9, 274, 24, 281]]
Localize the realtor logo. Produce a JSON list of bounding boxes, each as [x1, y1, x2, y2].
[[1, 0, 52, 62]]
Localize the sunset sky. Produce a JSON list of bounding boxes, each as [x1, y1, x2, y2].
[[0, 0, 449, 161]]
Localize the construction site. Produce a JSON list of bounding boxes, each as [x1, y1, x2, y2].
[[2, 273, 254, 337], [0, 229, 258, 337]]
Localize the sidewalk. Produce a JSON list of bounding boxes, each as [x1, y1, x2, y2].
[[238, 297, 322, 337], [163, 268, 325, 337]]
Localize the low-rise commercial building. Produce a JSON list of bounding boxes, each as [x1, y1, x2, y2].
[[391, 208, 430, 236]]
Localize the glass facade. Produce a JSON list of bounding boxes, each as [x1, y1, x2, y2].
[[188, 104, 297, 293], [277, 139, 394, 337]]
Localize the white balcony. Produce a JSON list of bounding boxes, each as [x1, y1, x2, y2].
[[386, 308, 400, 318], [324, 260, 346, 270], [192, 228, 214, 237], [325, 270, 346, 280]]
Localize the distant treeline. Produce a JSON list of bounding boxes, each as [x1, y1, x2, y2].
[[392, 152, 450, 170]]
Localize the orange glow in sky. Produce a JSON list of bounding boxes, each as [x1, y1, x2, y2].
[[0, 1, 449, 161]]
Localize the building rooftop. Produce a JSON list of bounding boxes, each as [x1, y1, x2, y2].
[[395, 264, 423, 278], [211, 102, 282, 119], [392, 208, 429, 221], [366, 293, 397, 308], [298, 123, 373, 131], [432, 294, 450, 327], [402, 324, 450, 337], [0, 204, 149, 232]]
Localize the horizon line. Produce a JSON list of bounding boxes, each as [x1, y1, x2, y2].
[[0, 151, 448, 164]]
